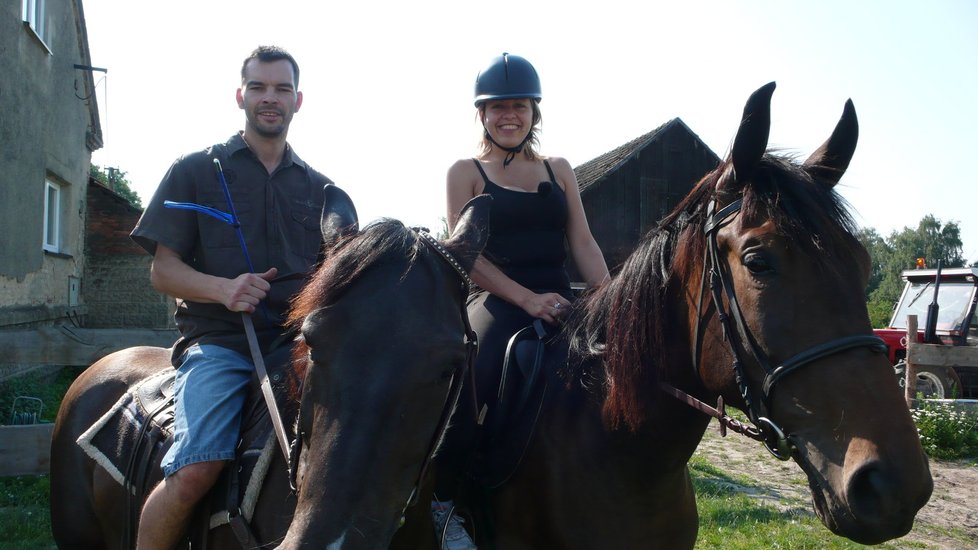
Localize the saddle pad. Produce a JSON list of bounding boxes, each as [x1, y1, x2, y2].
[[76, 369, 279, 528], [77, 370, 175, 489]]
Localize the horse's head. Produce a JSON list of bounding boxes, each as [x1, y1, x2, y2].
[[686, 83, 932, 543], [280, 186, 490, 548]]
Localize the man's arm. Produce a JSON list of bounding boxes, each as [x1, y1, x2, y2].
[[151, 244, 277, 314]]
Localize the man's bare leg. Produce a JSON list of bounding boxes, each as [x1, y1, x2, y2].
[[136, 460, 225, 550]]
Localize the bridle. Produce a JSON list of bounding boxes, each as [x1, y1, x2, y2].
[[286, 229, 478, 525], [665, 196, 887, 460], [399, 231, 479, 517]]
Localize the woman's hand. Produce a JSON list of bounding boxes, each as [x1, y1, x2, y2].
[[521, 291, 572, 324]]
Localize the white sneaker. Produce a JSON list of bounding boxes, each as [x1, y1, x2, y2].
[[431, 501, 477, 550]]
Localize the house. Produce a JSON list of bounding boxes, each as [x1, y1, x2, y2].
[[574, 118, 721, 273], [0, 1, 173, 381], [1, 1, 101, 330]]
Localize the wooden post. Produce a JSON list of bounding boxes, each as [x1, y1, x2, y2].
[[905, 315, 918, 407]]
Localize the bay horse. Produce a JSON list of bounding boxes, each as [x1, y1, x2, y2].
[[50, 186, 491, 549], [431, 83, 933, 548]]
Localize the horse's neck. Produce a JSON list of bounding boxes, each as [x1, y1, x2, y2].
[[553, 357, 710, 472]]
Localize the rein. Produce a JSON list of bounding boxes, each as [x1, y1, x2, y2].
[[666, 196, 887, 460]]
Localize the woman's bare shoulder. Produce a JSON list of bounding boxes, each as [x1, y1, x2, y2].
[[543, 155, 573, 171]]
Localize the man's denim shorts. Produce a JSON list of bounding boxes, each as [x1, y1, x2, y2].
[[161, 344, 253, 478]]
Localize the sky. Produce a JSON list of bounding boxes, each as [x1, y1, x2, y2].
[[83, 0, 978, 263]]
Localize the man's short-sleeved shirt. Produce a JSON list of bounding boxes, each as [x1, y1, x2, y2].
[[131, 133, 331, 363]]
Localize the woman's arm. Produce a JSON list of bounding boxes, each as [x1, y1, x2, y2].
[[446, 160, 570, 323], [551, 157, 610, 288]]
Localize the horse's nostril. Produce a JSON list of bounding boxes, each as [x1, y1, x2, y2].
[[846, 462, 913, 536]]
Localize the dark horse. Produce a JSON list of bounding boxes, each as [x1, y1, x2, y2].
[[50, 186, 491, 549], [427, 83, 933, 548]]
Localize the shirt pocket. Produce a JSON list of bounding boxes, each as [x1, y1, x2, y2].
[[199, 192, 252, 249], [290, 200, 323, 260]]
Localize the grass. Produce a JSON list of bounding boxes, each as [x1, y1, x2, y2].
[[0, 475, 56, 550], [689, 455, 868, 549], [1, 367, 81, 549]]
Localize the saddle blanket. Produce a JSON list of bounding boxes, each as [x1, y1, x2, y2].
[[76, 369, 278, 529]]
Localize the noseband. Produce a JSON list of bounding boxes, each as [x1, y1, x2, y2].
[[670, 197, 886, 460]]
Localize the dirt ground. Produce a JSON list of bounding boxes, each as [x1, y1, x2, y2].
[[693, 426, 978, 549]]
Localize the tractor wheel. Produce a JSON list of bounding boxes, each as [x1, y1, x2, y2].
[[913, 366, 961, 399]]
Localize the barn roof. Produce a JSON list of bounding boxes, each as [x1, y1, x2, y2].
[[575, 118, 708, 192]]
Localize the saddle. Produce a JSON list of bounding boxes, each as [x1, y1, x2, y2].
[[471, 319, 562, 489], [76, 345, 297, 549]]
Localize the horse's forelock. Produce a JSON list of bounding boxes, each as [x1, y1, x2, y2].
[[742, 156, 861, 276], [285, 219, 419, 386]]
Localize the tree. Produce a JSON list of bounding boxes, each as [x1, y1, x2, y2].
[[865, 215, 965, 327], [436, 216, 450, 240], [857, 227, 889, 298], [90, 164, 142, 208]]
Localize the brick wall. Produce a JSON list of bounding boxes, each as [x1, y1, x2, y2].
[[84, 180, 174, 329]]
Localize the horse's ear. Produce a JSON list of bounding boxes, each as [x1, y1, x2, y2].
[[443, 194, 492, 273], [803, 99, 858, 188], [320, 184, 359, 248], [718, 82, 776, 194]]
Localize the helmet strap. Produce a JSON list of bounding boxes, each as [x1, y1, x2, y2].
[[484, 128, 528, 167]]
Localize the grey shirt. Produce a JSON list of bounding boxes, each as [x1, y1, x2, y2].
[[131, 133, 331, 364]]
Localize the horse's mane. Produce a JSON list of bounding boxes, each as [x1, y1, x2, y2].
[[569, 153, 862, 431], [286, 219, 421, 383]]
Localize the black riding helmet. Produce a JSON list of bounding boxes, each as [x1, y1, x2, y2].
[[474, 52, 542, 107]]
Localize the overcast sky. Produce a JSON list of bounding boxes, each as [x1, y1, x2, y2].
[[84, 0, 978, 262]]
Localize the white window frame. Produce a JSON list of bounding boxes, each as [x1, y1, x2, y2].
[[22, 0, 48, 45], [43, 179, 61, 253]]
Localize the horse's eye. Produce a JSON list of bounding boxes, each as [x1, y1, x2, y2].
[[743, 252, 773, 274]]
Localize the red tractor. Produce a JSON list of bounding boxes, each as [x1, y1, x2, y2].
[[873, 266, 978, 399]]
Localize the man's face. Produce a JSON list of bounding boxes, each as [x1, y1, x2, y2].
[[236, 59, 303, 138]]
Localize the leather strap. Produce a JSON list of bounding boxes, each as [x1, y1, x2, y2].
[[241, 313, 292, 465]]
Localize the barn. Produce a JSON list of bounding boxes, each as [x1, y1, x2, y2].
[[574, 118, 720, 274]]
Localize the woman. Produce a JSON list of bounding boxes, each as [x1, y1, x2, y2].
[[433, 52, 609, 550]]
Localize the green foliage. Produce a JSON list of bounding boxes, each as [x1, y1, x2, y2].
[[862, 215, 965, 328], [911, 400, 978, 460], [0, 368, 80, 548], [0, 476, 54, 549], [436, 216, 450, 240], [90, 164, 142, 208], [0, 367, 81, 425]]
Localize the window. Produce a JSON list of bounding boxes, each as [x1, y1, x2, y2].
[[43, 179, 61, 253], [22, 0, 47, 45]]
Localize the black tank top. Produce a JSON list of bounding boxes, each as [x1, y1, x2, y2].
[[473, 159, 570, 292]]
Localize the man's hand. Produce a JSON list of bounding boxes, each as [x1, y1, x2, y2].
[[224, 268, 278, 313]]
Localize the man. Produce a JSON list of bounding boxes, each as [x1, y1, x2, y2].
[[130, 46, 332, 549]]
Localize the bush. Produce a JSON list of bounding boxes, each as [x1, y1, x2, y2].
[[911, 400, 978, 459]]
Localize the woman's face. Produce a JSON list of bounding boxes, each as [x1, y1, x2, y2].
[[482, 98, 534, 148]]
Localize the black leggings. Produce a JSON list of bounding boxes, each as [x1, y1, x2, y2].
[[434, 289, 566, 498]]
